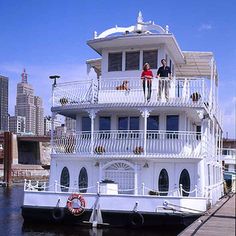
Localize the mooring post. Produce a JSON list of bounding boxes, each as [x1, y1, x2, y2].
[[3, 132, 13, 186]]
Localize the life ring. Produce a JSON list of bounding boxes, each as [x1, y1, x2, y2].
[[129, 212, 144, 227], [52, 207, 65, 222], [66, 193, 86, 216]]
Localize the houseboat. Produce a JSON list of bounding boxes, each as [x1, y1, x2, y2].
[[22, 12, 224, 228]]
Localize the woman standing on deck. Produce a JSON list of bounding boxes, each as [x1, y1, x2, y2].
[[141, 63, 153, 102]]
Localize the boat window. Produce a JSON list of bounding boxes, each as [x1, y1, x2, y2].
[[60, 167, 70, 192], [79, 167, 88, 193], [179, 169, 191, 196], [158, 169, 169, 196], [125, 51, 140, 70], [143, 50, 158, 69], [130, 117, 139, 130], [118, 117, 128, 130], [99, 117, 111, 131], [147, 116, 159, 139], [196, 125, 201, 140], [118, 117, 139, 130], [82, 117, 91, 132], [108, 52, 122, 72], [99, 116, 111, 138], [147, 116, 159, 130], [166, 115, 179, 139]]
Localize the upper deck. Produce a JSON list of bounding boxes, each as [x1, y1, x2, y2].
[[50, 13, 221, 126]]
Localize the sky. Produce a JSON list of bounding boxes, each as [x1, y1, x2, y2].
[[0, 0, 235, 138]]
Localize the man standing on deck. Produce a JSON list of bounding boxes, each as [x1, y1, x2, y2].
[[156, 59, 172, 100]]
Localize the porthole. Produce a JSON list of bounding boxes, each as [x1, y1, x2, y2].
[[179, 169, 190, 196], [60, 167, 70, 192], [158, 169, 169, 196], [79, 167, 88, 193]]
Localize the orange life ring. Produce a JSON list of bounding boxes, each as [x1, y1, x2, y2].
[[66, 193, 86, 216]]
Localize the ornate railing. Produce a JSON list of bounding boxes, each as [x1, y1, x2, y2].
[[53, 77, 210, 106], [53, 130, 203, 157]]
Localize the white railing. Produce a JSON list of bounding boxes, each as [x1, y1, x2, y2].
[[53, 130, 203, 157], [24, 180, 200, 197], [53, 76, 210, 106], [53, 79, 98, 106]]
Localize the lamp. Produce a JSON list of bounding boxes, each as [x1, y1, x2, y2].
[[49, 75, 60, 87], [143, 162, 149, 168]]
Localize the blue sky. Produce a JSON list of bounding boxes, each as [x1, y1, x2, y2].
[[0, 0, 235, 138]]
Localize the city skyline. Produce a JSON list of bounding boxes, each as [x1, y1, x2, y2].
[[0, 0, 235, 138]]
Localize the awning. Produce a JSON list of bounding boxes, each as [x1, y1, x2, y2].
[[175, 51, 217, 78]]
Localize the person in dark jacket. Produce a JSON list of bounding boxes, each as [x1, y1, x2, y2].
[[156, 59, 171, 100]]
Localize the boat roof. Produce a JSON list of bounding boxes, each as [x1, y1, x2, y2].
[[175, 51, 217, 78], [86, 12, 218, 79]]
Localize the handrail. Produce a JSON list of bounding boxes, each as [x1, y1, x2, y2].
[[24, 180, 200, 197], [52, 130, 204, 157], [52, 76, 211, 107]]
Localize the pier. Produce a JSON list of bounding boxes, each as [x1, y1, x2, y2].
[[179, 193, 236, 236]]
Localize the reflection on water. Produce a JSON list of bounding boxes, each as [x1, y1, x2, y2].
[[0, 185, 184, 236]]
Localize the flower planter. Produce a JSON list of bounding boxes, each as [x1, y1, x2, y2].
[[133, 146, 144, 154]]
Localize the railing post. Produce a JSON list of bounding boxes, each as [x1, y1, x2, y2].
[[97, 181, 100, 194], [43, 182, 46, 191], [142, 183, 145, 195], [179, 184, 183, 196], [91, 78, 95, 104], [195, 185, 198, 197], [141, 109, 150, 156], [89, 110, 97, 155], [54, 180, 58, 193], [24, 179, 27, 191]]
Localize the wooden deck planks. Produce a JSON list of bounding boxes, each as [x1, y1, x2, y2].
[[179, 194, 236, 236]]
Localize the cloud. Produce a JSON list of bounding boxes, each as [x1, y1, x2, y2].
[[198, 23, 212, 31]]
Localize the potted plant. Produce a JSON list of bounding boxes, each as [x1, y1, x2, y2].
[[133, 146, 144, 154], [148, 190, 159, 196], [94, 146, 105, 154], [190, 92, 201, 102], [59, 97, 68, 105]]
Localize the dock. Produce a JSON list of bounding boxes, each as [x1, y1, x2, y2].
[[179, 193, 236, 236]]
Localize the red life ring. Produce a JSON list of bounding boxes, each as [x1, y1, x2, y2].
[[66, 193, 86, 216]]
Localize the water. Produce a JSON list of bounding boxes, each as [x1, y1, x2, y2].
[[0, 185, 184, 236]]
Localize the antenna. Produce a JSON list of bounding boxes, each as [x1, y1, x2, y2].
[[21, 68, 28, 83]]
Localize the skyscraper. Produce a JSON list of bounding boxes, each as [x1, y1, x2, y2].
[[0, 75, 9, 131], [34, 96, 44, 135], [9, 116, 26, 134], [15, 69, 44, 135]]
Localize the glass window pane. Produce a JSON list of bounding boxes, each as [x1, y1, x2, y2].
[[108, 52, 122, 72], [143, 50, 158, 69], [179, 169, 191, 197], [166, 115, 179, 131], [60, 167, 70, 192], [118, 117, 128, 130], [79, 167, 88, 193], [82, 117, 91, 131], [125, 51, 140, 71], [147, 116, 159, 130], [99, 117, 111, 131], [130, 117, 139, 130], [158, 169, 169, 196]]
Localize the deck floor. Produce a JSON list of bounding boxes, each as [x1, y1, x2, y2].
[[179, 193, 236, 236]]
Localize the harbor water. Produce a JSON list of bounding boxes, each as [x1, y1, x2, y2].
[[0, 185, 184, 236]]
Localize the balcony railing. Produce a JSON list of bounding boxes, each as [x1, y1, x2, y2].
[[52, 77, 210, 107], [53, 130, 203, 158]]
